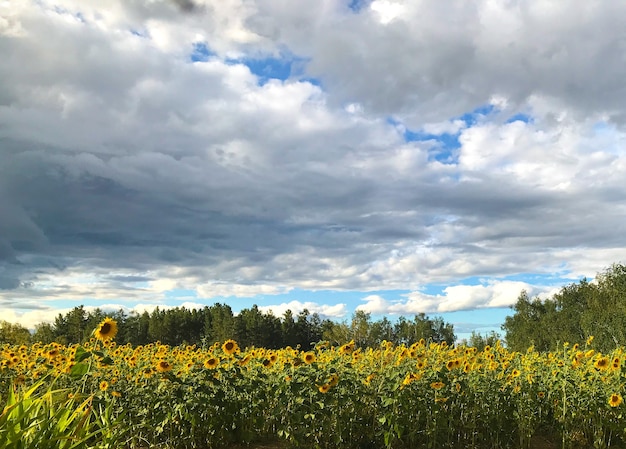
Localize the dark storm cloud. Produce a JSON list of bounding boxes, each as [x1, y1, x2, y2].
[[170, 0, 199, 13]]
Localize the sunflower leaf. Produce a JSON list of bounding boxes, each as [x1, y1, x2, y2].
[[74, 347, 92, 362], [70, 362, 90, 378]]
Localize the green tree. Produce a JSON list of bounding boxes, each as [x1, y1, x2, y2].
[[32, 322, 55, 344], [467, 330, 501, 351], [0, 320, 31, 345], [503, 264, 626, 352]]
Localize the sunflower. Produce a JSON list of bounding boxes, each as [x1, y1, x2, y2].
[[99, 380, 109, 391], [430, 381, 445, 390], [318, 383, 331, 394], [446, 359, 461, 370], [339, 341, 355, 355], [222, 339, 239, 355], [262, 358, 274, 368], [94, 318, 118, 342], [204, 357, 219, 369], [156, 360, 173, 373], [609, 393, 623, 408], [303, 352, 316, 364], [611, 356, 621, 370], [594, 356, 610, 370]]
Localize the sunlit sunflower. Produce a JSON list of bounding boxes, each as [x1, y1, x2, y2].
[[594, 356, 610, 370], [156, 360, 173, 373], [262, 358, 274, 368], [339, 341, 355, 355], [204, 357, 219, 369], [303, 352, 316, 364], [612, 356, 621, 370], [222, 339, 239, 355], [430, 381, 445, 390], [99, 380, 109, 391], [94, 318, 118, 342], [609, 393, 623, 408], [318, 383, 331, 393], [328, 374, 339, 387]]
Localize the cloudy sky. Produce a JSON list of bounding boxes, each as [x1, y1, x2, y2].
[[1, 0, 625, 338]]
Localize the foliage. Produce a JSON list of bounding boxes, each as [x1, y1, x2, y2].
[[0, 376, 124, 449], [3, 318, 626, 449], [503, 263, 626, 353], [0, 321, 32, 346]]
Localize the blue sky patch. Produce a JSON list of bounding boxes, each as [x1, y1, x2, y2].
[[190, 42, 215, 63], [458, 104, 496, 127], [227, 53, 309, 85], [347, 0, 371, 13]]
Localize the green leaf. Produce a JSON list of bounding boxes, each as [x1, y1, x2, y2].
[[70, 362, 90, 378], [74, 347, 92, 363]]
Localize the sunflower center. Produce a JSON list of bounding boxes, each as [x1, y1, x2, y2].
[[101, 322, 112, 334]]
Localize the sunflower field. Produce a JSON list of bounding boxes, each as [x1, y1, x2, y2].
[[1, 319, 626, 449]]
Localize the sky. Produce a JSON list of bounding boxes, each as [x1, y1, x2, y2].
[[1, 0, 626, 340]]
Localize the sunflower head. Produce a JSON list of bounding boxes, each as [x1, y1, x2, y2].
[[222, 339, 239, 355], [609, 393, 623, 408], [318, 383, 331, 394], [156, 360, 173, 373], [204, 357, 219, 369], [94, 318, 118, 342], [594, 356, 610, 370], [303, 352, 316, 364]]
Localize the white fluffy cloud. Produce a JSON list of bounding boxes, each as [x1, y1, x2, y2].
[[357, 281, 559, 315], [1, 0, 626, 326]]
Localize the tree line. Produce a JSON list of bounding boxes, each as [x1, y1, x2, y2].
[[0, 304, 455, 349], [503, 263, 626, 353]]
